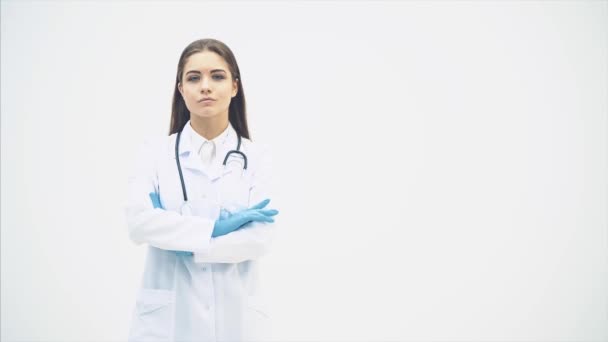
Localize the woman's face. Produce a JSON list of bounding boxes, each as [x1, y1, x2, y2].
[[178, 51, 238, 121]]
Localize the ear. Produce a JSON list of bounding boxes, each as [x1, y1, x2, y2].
[[232, 79, 238, 98], [177, 82, 183, 96]]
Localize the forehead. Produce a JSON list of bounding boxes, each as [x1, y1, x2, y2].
[[184, 51, 230, 73]]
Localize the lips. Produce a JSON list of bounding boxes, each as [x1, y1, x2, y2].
[[198, 98, 215, 103]]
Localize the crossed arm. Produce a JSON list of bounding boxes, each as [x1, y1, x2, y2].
[[125, 139, 279, 263]]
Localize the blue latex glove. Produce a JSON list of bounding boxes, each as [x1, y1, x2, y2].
[[212, 199, 278, 238], [149, 192, 163, 209], [149, 192, 278, 239]]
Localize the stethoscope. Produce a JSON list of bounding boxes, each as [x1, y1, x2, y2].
[[175, 126, 248, 202]]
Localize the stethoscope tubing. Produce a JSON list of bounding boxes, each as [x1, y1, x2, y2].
[[175, 127, 247, 202]]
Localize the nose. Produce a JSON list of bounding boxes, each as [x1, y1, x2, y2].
[[200, 75, 211, 93]]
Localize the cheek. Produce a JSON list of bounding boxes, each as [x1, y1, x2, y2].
[[222, 88, 234, 101], [184, 89, 196, 101]]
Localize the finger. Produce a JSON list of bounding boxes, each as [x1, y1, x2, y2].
[[258, 209, 279, 216], [249, 199, 270, 210], [249, 212, 275, 223], [251, 215, 274, 223], [149, 192, 162, 209], [233, 213, 255, 227], [240, 210, 276, 224]]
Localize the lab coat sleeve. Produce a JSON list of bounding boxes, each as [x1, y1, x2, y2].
[[125, 138, 214, 253], [193, 144, 277, 264]]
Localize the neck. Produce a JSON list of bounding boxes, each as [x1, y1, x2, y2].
[[190, 114, 229, 140]]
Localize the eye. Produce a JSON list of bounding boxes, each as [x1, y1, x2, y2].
[[212, 74, 225, 80], [187, 76, 199, 82]]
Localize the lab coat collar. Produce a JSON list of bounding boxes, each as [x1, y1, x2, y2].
[[172, 120, 238, 180], [188, 121, 232, 156]]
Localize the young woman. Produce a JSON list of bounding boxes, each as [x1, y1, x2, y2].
[[125, 38, 278, 342]]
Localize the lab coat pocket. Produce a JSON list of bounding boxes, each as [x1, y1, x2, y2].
[[245, 296, 271, 341], [129, 288, 175, 342]]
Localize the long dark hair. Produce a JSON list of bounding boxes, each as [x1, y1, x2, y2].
[[169, 38, 249, 139]]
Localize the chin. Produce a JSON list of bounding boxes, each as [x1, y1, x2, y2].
[[191, 111, 220, 119]]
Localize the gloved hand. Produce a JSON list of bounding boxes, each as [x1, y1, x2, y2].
[[212, 199, 278, 238], [149, 192, 278, 239], [149, 192, 163, 209]]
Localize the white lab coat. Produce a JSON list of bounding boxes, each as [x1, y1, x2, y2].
[[125, 122, 275, 342]]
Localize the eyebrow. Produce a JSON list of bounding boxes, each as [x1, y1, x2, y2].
[[185, 69, 226, 75]]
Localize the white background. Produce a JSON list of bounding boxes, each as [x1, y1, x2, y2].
[[1, 1, 607, 341]]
